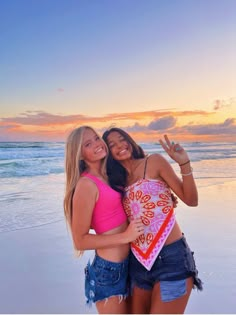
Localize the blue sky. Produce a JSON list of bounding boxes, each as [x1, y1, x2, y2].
[[0, 0, 235, 141]]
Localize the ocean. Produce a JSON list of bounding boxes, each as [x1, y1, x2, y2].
[[0, 141, 236, 233]]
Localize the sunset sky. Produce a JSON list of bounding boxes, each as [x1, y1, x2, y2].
[[0, 0, 235, 142]]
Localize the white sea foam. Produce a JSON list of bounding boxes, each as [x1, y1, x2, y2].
[[0, 141, 235, 178]]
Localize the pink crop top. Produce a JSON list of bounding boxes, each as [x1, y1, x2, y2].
[[82, 173, 127, 234]]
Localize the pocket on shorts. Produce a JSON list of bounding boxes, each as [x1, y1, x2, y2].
[[94, 264, 121, 286], [161, 244, 186, 265]]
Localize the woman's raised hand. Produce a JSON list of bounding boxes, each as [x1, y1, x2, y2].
[[159, 135, 190, 165]]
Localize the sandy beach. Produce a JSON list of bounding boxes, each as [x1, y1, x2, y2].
[[0, 180, 235, 314]]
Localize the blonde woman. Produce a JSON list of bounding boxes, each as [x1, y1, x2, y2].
[[64, 126, 144, 314]]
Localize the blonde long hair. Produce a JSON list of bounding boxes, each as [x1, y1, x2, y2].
[[63, 126, 108, 251]]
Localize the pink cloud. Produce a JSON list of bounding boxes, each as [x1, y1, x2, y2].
[[1, 108, 235, 142], [0, 109, 213, 127]]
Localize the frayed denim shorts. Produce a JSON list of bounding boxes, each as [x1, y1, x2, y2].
[[84, 254, 129, 305], [129, 235, 203, 302]]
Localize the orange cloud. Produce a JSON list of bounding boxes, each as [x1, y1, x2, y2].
[[0, 109, 235, 142], [1, 109, 212, 126], [105, 109, 212, 121]]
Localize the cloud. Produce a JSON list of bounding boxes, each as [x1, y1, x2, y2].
[[57, 88, 64, 92], [119, 117, 236, 139], [1, 111, 92, 126], [222, 118, 235, 126], [173, 118, 236, 135], [1, 108, 235, 141], [105, 109, 211, 121], [124, 122, 146, 132], [0, 124, 18, 130], [115, 116, 177, 135], [213, 98, 235, 110], [148, 116, 177, 130], [0, 109, 212, 127]]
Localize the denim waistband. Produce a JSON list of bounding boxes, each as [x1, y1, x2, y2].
[[92, 253, 129, 270], [159, 235, 188, 256]]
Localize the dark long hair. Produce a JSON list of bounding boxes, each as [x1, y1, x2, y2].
[[102, 128, 145, 194]]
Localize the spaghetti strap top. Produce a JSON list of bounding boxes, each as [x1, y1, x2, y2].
[[143, 156, 149, 179], [123, 166, 176, 270]]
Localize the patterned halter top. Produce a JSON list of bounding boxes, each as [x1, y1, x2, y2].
[[123, 157, 176, 270]]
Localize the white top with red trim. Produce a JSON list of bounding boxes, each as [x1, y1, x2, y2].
[[123, 178, 175, 270]]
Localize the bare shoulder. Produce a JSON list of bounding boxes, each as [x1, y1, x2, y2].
[[148, 153, 168, 165], [147, 153, 176, 182], [75, 176, 98, 195], [144, 154, 169, 177]]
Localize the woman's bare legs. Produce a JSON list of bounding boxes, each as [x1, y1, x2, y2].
[[96, 296, 128, 314], [130, 277, 193, 314], [131, 286, 152, 314], [150, 277, 193, 314]]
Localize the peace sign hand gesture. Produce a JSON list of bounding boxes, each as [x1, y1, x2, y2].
[[159, 135, 190, 165]]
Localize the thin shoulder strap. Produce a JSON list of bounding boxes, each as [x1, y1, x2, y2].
[[143, 156, 149, 179]]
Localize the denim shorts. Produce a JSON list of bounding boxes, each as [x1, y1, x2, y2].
[[129, 235, 203, 302], [84, 254, 129, 305]]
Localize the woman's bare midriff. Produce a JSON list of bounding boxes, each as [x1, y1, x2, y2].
[[164, 221, 183, 245], [96, 221, 130, 263], [97, 220, 183, 262]]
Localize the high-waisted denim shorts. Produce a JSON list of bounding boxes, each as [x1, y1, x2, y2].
[[84, 254, 129, 305], [129, 235, 203, 302]]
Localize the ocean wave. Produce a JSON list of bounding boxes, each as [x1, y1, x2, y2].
[[0, 141, 235, 178], [0, 141, 64, 149], [0, 157, 64, 178]]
